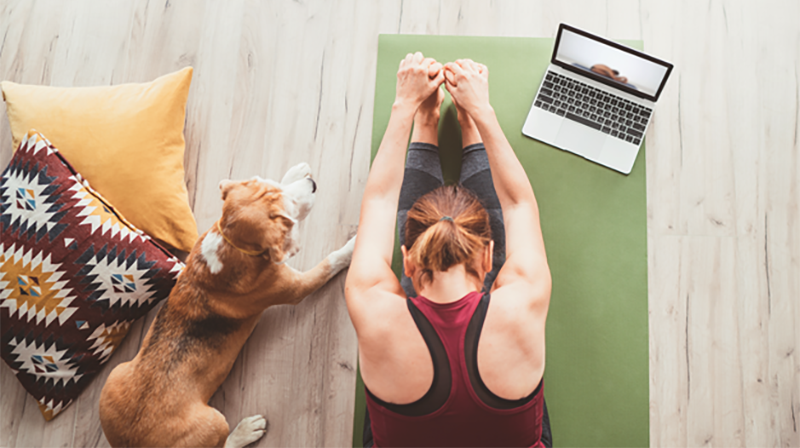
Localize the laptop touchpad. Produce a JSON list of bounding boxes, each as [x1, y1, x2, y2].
[[554, 120, 604, 160]]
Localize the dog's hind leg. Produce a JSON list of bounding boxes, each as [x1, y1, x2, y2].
[[171, 405, 243, 448], [224, 414, 268, 448]]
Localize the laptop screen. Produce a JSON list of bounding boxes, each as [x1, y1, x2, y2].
[[552, 24, 673, 101]]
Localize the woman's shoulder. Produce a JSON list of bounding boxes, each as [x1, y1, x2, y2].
[[348, 287, 415, 342], [476, 286, 547, 402], [354, 290, 435, 405], [489, 278, 551, 320]]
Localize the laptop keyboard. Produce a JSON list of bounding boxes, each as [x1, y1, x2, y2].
[[533, 71, 652, 145]]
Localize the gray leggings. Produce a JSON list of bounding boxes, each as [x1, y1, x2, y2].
[[397, 142, 505, 297]]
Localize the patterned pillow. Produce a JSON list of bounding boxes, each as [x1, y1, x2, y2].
[[2, 68, 198, 252], [0, 131, 184, 421]]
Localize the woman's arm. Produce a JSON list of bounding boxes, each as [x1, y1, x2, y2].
[[345, 52, 444, 327], [444, 60, 551, 304]]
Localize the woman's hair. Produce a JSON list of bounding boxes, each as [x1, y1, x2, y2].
[[405, 186, 492, 285]]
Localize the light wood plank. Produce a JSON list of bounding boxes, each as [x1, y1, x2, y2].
[[0, 365, 31, 447], [0, 0, 798, 446]]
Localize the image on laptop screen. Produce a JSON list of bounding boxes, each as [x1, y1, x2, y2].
[[555, 27, 670, 100]]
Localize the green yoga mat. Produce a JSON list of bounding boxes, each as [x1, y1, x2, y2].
[[354, 34, 649, 447]]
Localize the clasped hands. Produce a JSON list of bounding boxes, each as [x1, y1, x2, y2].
[[394, 52, 492, 118]]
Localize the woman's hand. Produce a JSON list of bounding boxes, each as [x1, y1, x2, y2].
[[443, 59, 491, 116], [395, 52, 445, 110]]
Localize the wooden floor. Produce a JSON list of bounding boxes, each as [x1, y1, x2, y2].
[[0, 0, 797, 446]]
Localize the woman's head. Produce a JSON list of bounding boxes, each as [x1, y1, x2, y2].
[[403, 186, 492, 286]]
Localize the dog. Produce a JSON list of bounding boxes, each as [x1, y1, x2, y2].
[[99, 163, 356, 447]]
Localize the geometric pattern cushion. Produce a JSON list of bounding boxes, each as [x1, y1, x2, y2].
[[2, 67, 198, 252], [0, 131, 184, 421]]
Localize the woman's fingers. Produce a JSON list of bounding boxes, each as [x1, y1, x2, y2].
[[443, 59, 491, 116], [396, 52, 488, 108], [446, 61, 466, 79], [421, 58, 445, 88], [458, 59, 477, 72], [423, 58, 441, 78], [394, 52, 447, 108], [401, 54, 443, 77], [444, 67, 457, 86], [406, 56, 485, 77], [451, 59, 487, 79], [428, 61, 443, 79], [465, 59, 486, 78], [431, 66, 445, 86]]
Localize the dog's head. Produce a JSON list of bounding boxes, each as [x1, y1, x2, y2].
[[216, 163, 316, 265]]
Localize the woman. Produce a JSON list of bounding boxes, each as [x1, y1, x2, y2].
[[345, 52, 552, 447]]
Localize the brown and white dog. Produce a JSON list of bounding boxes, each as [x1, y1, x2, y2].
[[98, 163, 355, 447]]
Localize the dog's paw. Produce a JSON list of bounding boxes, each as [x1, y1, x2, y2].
[[328, 235, 356, 273], [224, 414, 268, 448], [281, 162, 312, 185]]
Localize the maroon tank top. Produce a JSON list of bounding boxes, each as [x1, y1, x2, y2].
[[365, 291, 545, 447]]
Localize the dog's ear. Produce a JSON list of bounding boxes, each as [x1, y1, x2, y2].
[[219, 179, 236, 200]]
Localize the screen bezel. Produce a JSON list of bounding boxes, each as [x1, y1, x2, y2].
[[552, 23, 674, 102]]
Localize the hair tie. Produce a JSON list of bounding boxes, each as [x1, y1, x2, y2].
[[439, 216, 454, 223]]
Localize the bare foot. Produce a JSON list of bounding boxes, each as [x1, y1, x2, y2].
[[419, 85, 444, 122], [452, 95, 482, 147], [410, 86, 444, 145]]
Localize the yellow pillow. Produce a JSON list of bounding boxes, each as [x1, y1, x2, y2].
[[2, 68, 198, 252]]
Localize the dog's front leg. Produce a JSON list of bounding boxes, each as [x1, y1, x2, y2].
[[285, 236, 355, 305]]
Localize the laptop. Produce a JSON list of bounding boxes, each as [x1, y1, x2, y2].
[[522, 24, 673, 174]]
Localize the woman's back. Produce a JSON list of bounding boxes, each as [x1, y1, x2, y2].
[[365, 291, 546, 447]]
